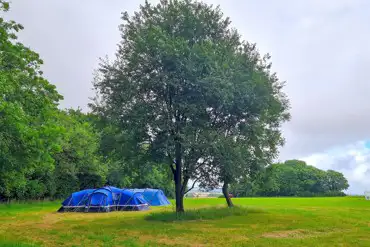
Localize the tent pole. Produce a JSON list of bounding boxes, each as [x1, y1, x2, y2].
[[117, 193, 122, 211]]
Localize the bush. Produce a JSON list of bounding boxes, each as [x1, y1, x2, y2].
[[296, 191, 346, 197], [26, 180, 47, 199], [78, 173, 104, 190]]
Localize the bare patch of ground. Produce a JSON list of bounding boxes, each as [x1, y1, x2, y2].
[[262, 228, 348, 239], [262, 229, 308, 238]]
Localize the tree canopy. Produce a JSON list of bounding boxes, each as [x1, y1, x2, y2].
[[230, 160, 349, 197], [92, 0, 290, 211]]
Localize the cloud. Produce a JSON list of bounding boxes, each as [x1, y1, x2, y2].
[[4, 0, 144, 110], [301, 141, 370, 194], [5, 0, 370, 193]]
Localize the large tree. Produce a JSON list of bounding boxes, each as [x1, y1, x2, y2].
[[0, 1, 63, 199], [92, 0, 289, 212]]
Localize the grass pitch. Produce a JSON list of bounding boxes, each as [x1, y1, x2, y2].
[[0, 197, 369, 246]]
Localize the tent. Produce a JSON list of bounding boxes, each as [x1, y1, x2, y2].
[[130, 189, 170, 206], [58, 186, 149, 212]]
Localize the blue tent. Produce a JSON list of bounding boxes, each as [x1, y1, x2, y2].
[[58, 186, 149, 212], [130, 189, 170, 206]]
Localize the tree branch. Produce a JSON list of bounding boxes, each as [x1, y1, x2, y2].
[[181, 173, 190, 195], [169, 163, 175, 175], [194, 158, 207, 171], [184, 177, 200, 195], [167, 153, 176, 175]]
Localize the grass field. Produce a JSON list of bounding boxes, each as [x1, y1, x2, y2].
[[0, 197, 369, 247]]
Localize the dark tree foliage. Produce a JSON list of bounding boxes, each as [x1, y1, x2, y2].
[[52, 109, 107, 198], [230, 160, 349, 197], [88, 114, 175, 198]]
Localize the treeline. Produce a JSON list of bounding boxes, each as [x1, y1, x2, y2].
[[1, 0, 349, 209], [0, 3, 173, 201], [230, 160, 349, 197], [0, 106, 174, 201]]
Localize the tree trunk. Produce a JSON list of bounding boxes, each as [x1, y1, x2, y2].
[[174, 170, 184, 213], [222, 182, 234, 208], [174, 141, 184, 213]]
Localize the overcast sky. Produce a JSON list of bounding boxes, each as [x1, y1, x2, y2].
[[5, 0, 370, 194]]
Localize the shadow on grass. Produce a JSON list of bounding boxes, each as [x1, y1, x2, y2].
[[0, 240, 40, 247], [145, 206, 265, 222]]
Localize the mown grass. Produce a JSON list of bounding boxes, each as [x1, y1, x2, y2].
[[146, 205, 263, 222], [0, 197, 369, 246]]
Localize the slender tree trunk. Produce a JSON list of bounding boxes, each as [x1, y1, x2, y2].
[[174, 141, 184, 213], [222, 182, 234, 208]]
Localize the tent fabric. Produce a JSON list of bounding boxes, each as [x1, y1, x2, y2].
[[58, 186, 149, 212], [61, 189, 94, 207], [129, 189, 170, 206]]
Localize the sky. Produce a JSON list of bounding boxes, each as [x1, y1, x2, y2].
[[5, 0, 370, 194]]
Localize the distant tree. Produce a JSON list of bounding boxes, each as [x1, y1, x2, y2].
[[234, 160, 349, 197], [229, 176, 259, 197], [91, 0, 290, 212], [325, 170, 349, 192]]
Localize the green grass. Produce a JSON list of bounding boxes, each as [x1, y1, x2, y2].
[[146, 205, 263, 222], [0, 197, 369, 246]]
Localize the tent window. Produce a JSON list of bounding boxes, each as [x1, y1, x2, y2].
[[137, 196, 147, 204], [89, 193, 107, 206]]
